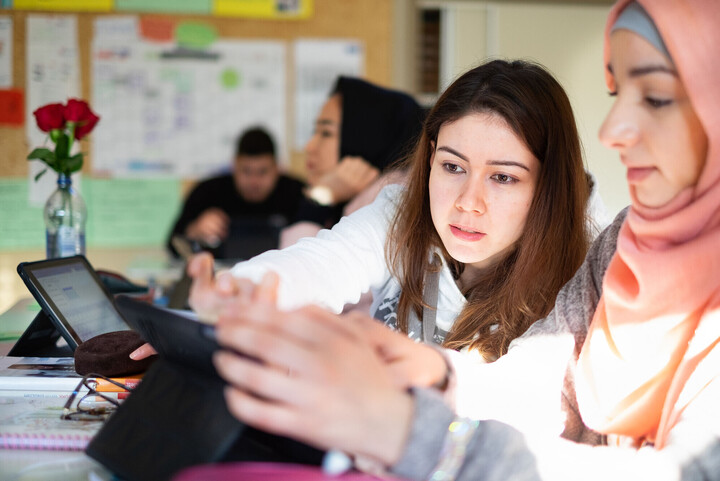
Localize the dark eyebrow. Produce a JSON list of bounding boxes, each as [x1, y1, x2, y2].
[[630, 64, 678, 77], [437, 146, 468, 161], [606, 63, 677, 78], [437, 146, 530, 172], [316, 119, 337, 126], [487, 160, 530, 172]]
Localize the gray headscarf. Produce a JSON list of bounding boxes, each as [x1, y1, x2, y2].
[[611, 1, 672, 62]]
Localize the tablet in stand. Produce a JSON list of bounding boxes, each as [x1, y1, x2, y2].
[[8, 310, 73, 357], [12, 255, 132, 356]]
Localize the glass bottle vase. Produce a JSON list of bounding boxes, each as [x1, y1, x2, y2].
[[44, 173, 87, 259]]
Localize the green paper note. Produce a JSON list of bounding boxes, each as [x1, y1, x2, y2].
[[83, 178, 181, 247], [115, 0, 211, 14], [176, 22, 218, 50], [0, 179, 45, 250]]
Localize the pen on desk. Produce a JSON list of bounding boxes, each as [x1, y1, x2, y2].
[[322, 449, 352, 476]]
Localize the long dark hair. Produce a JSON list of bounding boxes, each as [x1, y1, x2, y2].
[[387, 59, 590, 360]]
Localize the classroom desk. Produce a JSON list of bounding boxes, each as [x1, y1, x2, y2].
[[0, 300, 111, 480], [0, 258, 177, 481], [0, 444, 113, 480]]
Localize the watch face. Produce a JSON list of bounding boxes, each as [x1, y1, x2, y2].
[[309, 186, 334, 206]]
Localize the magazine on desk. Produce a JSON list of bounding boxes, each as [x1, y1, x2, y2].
[[0, 396, 104, 450], [0, 357, 140, 398], [0, 358, 134, 450]]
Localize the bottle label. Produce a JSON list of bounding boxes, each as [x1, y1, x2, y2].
[[56, 225, 85, 258]]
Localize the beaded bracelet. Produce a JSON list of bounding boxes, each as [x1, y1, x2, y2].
[[428, 416, 480, 481]]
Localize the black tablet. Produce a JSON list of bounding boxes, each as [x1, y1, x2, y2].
[[16, 255, 130, 351], [215, 216, 282, 261], [90, 295, 324, 481], [113, 295, 218, 374]]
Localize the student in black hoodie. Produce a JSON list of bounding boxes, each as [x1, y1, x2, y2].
[[296, 76, 425, 230]]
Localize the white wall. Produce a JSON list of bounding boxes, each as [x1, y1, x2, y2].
[[411, 1, 630, 218], [495, 3, 628, 217]]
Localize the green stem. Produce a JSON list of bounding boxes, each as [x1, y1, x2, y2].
[[66, 123, 76, 175]]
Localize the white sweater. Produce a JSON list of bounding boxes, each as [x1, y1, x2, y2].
[[230, 184, 466, 342]]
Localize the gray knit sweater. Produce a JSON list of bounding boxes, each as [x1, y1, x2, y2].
[[391, 209, 720, 481]]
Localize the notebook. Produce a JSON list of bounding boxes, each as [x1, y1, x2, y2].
[[0, 396, 103, 450]]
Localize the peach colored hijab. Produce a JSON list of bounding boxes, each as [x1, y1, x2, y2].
[[575, 0, 720, 449]]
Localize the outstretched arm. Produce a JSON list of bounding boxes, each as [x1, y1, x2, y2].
[[213, 290, 414, 466]]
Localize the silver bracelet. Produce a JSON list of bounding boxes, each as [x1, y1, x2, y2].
[[428, 416, 480, 481]]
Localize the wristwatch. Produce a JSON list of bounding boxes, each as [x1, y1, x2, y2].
[[306, 185, 334, 206]]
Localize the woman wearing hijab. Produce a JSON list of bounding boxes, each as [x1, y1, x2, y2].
[[209, 1, 720, 479], [296, 76, 425, 230]]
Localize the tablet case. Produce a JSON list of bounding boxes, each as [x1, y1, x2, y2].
[[87, 296, 323, 481], [86, 358, 245, 481], [8, 310, 73, 357]]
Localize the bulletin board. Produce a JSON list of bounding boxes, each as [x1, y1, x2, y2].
[[0, 0, 392, 255], [0, 0, 393, 179]]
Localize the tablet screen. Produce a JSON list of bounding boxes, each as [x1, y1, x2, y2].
[[19, 256, 129, 345]]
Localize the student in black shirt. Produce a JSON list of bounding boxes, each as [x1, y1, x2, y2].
[[167, 127, 304, 258]]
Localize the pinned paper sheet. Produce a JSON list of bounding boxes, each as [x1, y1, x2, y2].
[[139, 17, 175, 42], [0, 178, 45, 250], [0, 16, 12, 88], [293, 39, 364, 149], [14, 0, 113, 11], [175, 22, 217, 50], [0, 88, 23, 126], [91, 29, 286, 177], [25, 15, 80, 149], [214, 0, 313, 19], [83, 178, 181, 247], [116, 0, 211, 14]]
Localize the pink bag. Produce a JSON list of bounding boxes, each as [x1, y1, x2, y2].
[[173, 462, 401, 480]]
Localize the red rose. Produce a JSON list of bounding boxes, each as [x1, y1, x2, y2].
[[33, 103, 65, 132], [64, 99, 100, 139], [74, 111, 100, 140], [64, 98, 92, 122]]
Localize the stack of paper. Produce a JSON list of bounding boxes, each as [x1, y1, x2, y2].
[[0, 357, 141, 399]]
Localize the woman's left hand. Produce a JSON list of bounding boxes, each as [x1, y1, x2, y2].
[[213, 289, 413, 466]]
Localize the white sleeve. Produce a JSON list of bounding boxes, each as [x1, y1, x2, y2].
[[230, 184, 403, 313], [446, 328, 574, 438]]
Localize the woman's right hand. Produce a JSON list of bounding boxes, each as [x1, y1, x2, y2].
[[187, 252, 262, 322], [130, 254, 277, 361], [316, 156, 380, 204]]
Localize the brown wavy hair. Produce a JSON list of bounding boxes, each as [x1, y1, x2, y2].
[[386, 60, 590, 361]]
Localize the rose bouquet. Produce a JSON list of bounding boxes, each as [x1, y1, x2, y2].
[[28, 98, 100, 180]]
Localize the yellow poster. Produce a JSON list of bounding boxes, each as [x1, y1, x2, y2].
[[213, 0, 312, 19], [14, 0, 113, 12]]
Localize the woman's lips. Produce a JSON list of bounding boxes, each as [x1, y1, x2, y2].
[[450, 225, 486, 241], [626, 166, 655, 183]]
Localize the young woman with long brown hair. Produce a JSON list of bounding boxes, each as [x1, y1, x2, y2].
[[134, 59, 595, 364], [386, 60, 591, 358]]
